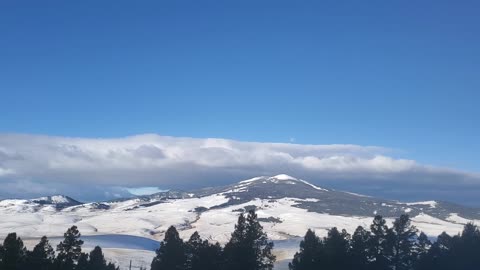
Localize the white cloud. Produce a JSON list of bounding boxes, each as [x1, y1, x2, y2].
[[0, 133, 478, 204]]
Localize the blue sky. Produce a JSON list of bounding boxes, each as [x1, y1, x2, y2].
[[0, 1, 479, 202]]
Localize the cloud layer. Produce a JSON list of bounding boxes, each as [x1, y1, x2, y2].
[[0, 133, 479, 205]]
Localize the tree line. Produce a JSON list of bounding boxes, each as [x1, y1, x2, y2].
[[289, 214, 480, 270], [0, 226, 118, 270], [150, 210, 275, 270], [151, 211, 480, 270], [1, 210, 479, 270]]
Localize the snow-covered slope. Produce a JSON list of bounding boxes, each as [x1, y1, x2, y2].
[[0, 195, 81, 213], [1, 175, 479, 269]]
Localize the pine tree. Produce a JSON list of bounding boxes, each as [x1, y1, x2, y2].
[[0, 244, 4, 269], [88, 246, 107, 270], [27, 236, 55, 270], [391, 214, 417, 270], [453, 223, 480, 270], [416, 232, 431, 255], [2, 233, 27, 270], [368, 215, 391, 270], [224, 212, 248, 270], [185, 232, 223, 270], [199, 242, 223, 270], [289, 229, 322, 270], [224, 210, 275, 270], [76, 253, 89, 270], [185, 232, 202, 270], [56, 226, 84, 270], [245, 210, 275, 270], [151, 226, 186, 270], [106, 262, 119, 270], [323, 227, 351, 270], [414, 232, 431, 259], [416, 231, 452, 270], [414, 232, 432, 270], [350, 226, 370, 270]]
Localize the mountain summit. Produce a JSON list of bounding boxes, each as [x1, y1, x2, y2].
[[31, 195, 82, 206]]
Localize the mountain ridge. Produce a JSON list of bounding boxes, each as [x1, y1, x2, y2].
[[0, 174, 478, 243], [1, 174, 479, 220]]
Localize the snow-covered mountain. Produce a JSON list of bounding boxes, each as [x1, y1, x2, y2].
[[0, 195, 81, 212], [1, 174, 479, 269]]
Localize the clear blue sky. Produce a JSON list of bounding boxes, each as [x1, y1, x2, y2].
[[1, 1, 478, 172]]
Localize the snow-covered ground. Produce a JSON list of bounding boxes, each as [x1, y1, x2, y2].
[[0, 194, 471, 242], [2, 195, 475, 269], [1, 175, 479, 269]]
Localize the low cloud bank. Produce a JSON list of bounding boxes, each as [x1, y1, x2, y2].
[[0, 134, 478, 205]]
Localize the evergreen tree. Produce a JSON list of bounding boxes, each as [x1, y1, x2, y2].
[[0, 244, 4, 269], [435, 232, 454, 270], [27, 236, 55, 270], [56, 226, 84, 270], [2, 233, 27, 270], [415, 232, 431, 255], [413, 232, 431, 261], [199, 242, 223, 270], [350, 226, 370, 270], [323, 227, 351, 270], [88, 246, 107, 270], [414, 232, 433, 270], [224, 211, 247, 270], [412, 231, 452, 270], [288, 229, 322, 270], [452, 223, 480, 270], [368, 215, 391, 270], [151, 226, 186, 270], [106, 262, 119, 270], [245, 210, 275, 270], [224, 210, 275, 270], [185, 232, 202, 270], [185, 232, 223, 270], [391, 214, 417, 270], [76, 253, 89, 270]]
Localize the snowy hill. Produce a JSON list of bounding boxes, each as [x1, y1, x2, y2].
[[1, 174, 479, 269], [0, 195, 81, 213], [31, 195, 82, 207]]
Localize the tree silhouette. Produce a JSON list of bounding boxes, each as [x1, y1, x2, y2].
[[2, 233, 27, 270], [0, 244, 4, 269], [151, 226, 186, 270], [391, 214, 418, 270], [368, 215, 391, 270], [56, 226, 84, 270], [323, 227, 351, 270], [88, 246, 107, 270], [185, 231, 223, 270], [27, 236, 55, 270], [76, 253, 89, 270], [453, 223, 480, 270], [289, 229, 322, 270], [413, 232, 431, 269], [106, 262, 119, 270], [224, 210, 275, 270], [350, 226, 370, 270]]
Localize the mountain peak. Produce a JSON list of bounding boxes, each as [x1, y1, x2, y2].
[[30, 195, 81, 206], [238, 174, 298, 185], [236, 174, 328, 192], [270, 174, 298, 181]]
